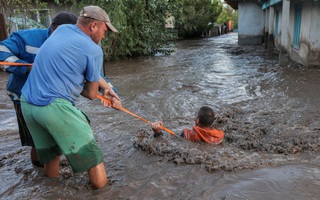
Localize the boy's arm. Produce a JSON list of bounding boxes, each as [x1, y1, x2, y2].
[[151, 121, 164, 137]]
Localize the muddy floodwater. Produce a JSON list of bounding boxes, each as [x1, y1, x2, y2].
[[0, 33, 319, 199]]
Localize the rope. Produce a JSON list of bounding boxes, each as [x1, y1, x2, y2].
[[96, 94, 175, 136], [0, 62, 32, 66]]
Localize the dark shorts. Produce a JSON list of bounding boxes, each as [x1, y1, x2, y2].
[[13, 101, 35, 147]]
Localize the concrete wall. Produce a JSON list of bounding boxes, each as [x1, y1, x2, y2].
[[264, 8, 269, 49], [273, 5, 282, 49], [238, 1, 265, 45], [239, 0, 320, 66], [267, 7, 275, 54], [277, 0, 291, 66], [275, 0, 320, 66], [287, 1, 320, 66], [296, 1, 311, 65], [306, 1, 320, 65]]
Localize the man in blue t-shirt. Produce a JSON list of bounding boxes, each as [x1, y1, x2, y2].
[[21, 5, 121, 189]]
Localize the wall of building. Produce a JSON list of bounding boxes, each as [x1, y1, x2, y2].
[[295, 1, 311, 65], [274, 0, 320, 66], [287, 1, 320, 66], [273, 5, 282, 49], [306, 1, 320, 65], [277, 0, 291, 66], [238, 1, 265, 45]]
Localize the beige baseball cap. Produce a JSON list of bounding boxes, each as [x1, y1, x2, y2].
[[80, 5, 118, 33]]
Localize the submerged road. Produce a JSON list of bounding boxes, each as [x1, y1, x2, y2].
[[0, 33, 319, 199]]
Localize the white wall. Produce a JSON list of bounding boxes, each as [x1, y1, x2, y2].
[[279, 0, 290, 51], [238, 1, 265, 45], [238, 1, 264, 36], [306, 1, 320, 65], [309, 2, 320, 50], [286, 1, 320, 65]]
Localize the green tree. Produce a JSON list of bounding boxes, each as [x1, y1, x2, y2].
[[231, 10, 238, 29], [56, 0, 178, 60], [54, 0, 227, 59], [174, 0, 223, 37], [216, 4, 238, 29], [209, 0, 223, 24]]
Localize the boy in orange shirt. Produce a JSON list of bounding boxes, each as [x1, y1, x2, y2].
[[151, 106, 224, 144]]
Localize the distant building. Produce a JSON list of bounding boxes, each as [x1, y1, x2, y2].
[[165, 16, 175, 29], [1, 9, 50, 35], [224, 0, 320, 66], [1, 1, 76, 36]]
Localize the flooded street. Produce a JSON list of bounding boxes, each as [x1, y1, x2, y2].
[[0, 33, 319, 199]]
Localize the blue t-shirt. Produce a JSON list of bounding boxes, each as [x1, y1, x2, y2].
[[22, 24, 102, 106]]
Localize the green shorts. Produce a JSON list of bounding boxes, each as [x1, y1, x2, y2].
[[21, 96, 103, 173]]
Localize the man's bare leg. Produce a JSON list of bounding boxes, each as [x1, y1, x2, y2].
[[44, 155, 61, 178], [88, 162, 107, 189]]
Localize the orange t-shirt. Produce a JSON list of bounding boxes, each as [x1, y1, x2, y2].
[[182, 126, 224, 144]]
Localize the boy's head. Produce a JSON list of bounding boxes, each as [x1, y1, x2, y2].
[[196, 106, 215, 127]]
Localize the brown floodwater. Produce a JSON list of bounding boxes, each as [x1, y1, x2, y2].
[[0, 33, 319, 199]]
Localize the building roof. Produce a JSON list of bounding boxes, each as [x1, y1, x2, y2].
[[224, 0, 239, 10]]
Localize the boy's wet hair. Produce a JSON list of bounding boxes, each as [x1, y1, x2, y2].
[[197, 106, 215, 127]]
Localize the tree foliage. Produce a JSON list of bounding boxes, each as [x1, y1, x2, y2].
[[55, 0, 225, 59], [174, 0, 223, 37], [216, 4, 238, 29], [55, 0, 178, 60], [1, 0, 228, 60]]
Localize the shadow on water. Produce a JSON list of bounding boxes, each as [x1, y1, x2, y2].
[[0, 33, 319, 199]]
